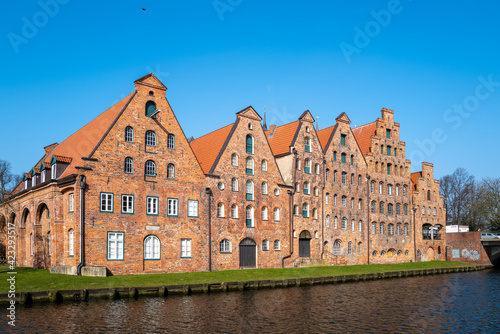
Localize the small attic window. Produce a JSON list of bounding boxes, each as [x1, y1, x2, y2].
[[306, 127, 310, 133], [248, 123, 253, 130], [145, 101, 157, 117], [149, 91, 154, 96]]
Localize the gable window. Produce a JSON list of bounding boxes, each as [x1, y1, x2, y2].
[[145, 101, 157, 117], [246, 206, 254, 227], [100, 193, 114, 212], [246, 180, 254, 200], [167, 198, 178, 217], [341, 172, 346, 184], [231, 178, 238, 191], [246, 157, 254, 175], [305, 137, 311, 152], [302, 203, 309, 218], [217, 203, 225, 217], [246, 135, 254, 154], [181, 239, 191, 258], [231, 153, 238, 166], [379, 202, 384, 214], [261, 159, 267, 172], [350, 155, 354, 165], [144, 235, 160, 260], [334, 216, 338, 229], [220, 239, 231, 253], [168, 134, 175, 149], [303, 182, 310, 195], [231, 204, 239, 218], [261, 206, 268, 220], [372, 222, 376, 235], [147, 197, 159, 215], [124, 157, 133, 174], [380, 223, 385, 235], [388, 224, 394, 236], [68, 229, 74, 256], [304, 159, 311, 173], [121, 195, 134, 214], [341, 134, 346, 146], [125, 126, 134, 142], [145, 130, 157, 146], [387, 146, 391, 156], [341, 153, 346, 164], [342, 196, 347, 208], [69, 193, 74, 213], [41, 171, 45, 183], [274, 207, 280, 221], [107, 232, 124, 260], [188, 200, 198, 217], [342, 217, 347, 230], [261, 182, 268, 195], [167, 164, 175, 179], [315, 163, 320, 174], [333, 151, 337, 161], [145, 160, 156, 176], [386, 129, 391, 138]]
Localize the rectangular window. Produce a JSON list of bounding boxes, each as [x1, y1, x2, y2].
[[181, 239, 191, 258], [387, 165, 391, 175], [100, 193, 113, 212], [51, 164, 57, 179], [68, 230, 74, 256], [69, 193, 74, 212], [41, 172, 45, 183], [333, 152, 337, 161], [386, 129, 391, 138], [350, 156, 354, 165], [188, 200, 199, 217], [387, 146, 391, 156], [147, 196, 159, 215], [341, 134, 346, 146], [341, 154, 346, 164], [121, 195, 134, 214], [107, 232, 124, 260], [168, 198, 178, 217]]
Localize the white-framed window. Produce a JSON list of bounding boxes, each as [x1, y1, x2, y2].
[[145, 160, 156, 176], [246, 157, 254, 175], [304, 182, 310, 195], [68, 229, 74, 256], [246, 206, 254, 227], [351, 219, 355, 231], [342, 196, 346, 208], [379, 183, 383, 194], [167, 198, 178, 217], [296, 158, 301, 170], [274, 240, 280, 251], [147, 197, 159, 215], [167, 134, 175, 149], [358, 220, 362, 232], [51, 164, 57, 179], [262, 182, 268, 195], [100, 193, 113, 212], [293, 205, 299, 216], [246, 135, 254, 154], [304, 136, 311, 152], [125, 126, 134, 142], [262, 239, 269, 251], [181, 239, 191, 258], [167, 164, 175, 179], [348, 242, 353, 255], [334, 216, 338, 229], [24, 179, 28, 190], [314, 187, 318, 196], [107, 232, 124, 260], [315, 163, 320, 175], [144, 235, 160, 260], [246, 180, 254, 201], [121, 195, 134, 214], [388, 184, 393, 196], [231, 204, 238, 218], [220, 239, 231, 253], [231, 178, 238, 191], [326, 215, 330, 228], [41, 171, 45, 183], [124, 157, 133, 174], [231, 153, 238, 166], [261, 159, 267, 171], [333, 239, 341, 255], [188, 200, 198, 217], [325, 193, 329, 205], [217, 203, 225, 217], [274, 207, 280, 221], [342, 217, 347, 230], [295, 183, 300, 192], [69, 193, 74, 212], [262, 206, 268, 220], [302, 203, 309, 218], [304, 158, 311, 173]]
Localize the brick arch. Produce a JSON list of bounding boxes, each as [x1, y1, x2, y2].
[[35, 202, 50, 225], [20, 207, 30, 229], [427, 247, 435, 261]]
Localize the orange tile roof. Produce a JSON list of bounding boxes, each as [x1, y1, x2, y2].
[[351, 122, 376, 156], [190, 123, 235, 174], [317, 125, 336, 152], [411, 171, 422, 191], [266, 120, 300, 156]]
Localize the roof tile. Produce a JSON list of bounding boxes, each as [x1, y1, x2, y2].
[[190, 123, 235, 174]]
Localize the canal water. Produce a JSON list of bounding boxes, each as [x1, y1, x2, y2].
[[2, 269, 500, 333]]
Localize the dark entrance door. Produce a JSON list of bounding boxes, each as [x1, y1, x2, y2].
[[299, 230, 312, 257], [239, 238, 256, 268]]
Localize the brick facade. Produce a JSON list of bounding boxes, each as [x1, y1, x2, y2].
[[0, 74, 449, 275]]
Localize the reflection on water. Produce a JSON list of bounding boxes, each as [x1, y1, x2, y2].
[[2, 269, 500, 333]]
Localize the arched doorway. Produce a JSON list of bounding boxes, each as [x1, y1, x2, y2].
[[299, 230, 312, 257], [427, 247, 435, 261], [239, 238, 256, 268]]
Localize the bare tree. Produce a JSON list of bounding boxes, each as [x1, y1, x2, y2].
[[0, 160, 13, 201], [477, 178, 500, 231], [440, 168, 477, 227]]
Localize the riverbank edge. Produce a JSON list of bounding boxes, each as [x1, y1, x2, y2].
[[0, 264, 494, 306]]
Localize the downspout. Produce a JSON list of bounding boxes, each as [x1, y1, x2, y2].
[[76, 175, 86, 276], [413, 206, 417, 262], [320, 159, 326, 259], [366, 175, 371, 264], [205, 188, 213, 272], [282, 148, 298, 268]]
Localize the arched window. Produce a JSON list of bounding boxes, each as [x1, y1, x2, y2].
[[145, 160, 156, 176], [295, 183, 300, 192], [231, 204, 238, 218], [351, 198, 354, 209], [388, 223, 394, 236], [312, 208, 317, 219], [325, 193, 329, 204], [350, 155, 354, 165], [144, 235, 160, 260], [217, 203, 225, 217], [296, 158, 301, 170], [302, 203, 309, 218], [351, 174, 354, 184], [333, 240, 342, 255], [246, 157, 254, 175], [145, 130, 157, 146], [326, 168, 329, 181], [341, 172, 346, 184], [274, 240, 280, 251], [125, 126, 134, 142], [246, 135, 254, 154], [372, 222, 376, 235], [357, 242, 362, 254], [167, 164, 175, 179], [351, 219, 355, 231], [379, 183, 383, 194], [220, 239, 231, 253], [261, 206, 268, 220], [246, 180, 254, 200], [314, 187, 318, 196], [381, 251, 386, 257], [395, 185, 399, 196], [348, 241, 353, 255], [262, 239, 269, 251], [372, 251, 377, 257], [428, 207, 431, 216], [68, 229, 74, 256], [358, 199, 362, 210], [387, 184, 392, 195], [370, 181, 375, 193], [404, 223, 409, 236], [304, 159, 311, 173], [124, 157, 133, 174], [342, 196, 347, 208], [303, 181, 310, 195], [427, 190, 431, 200], [145, 101, 156, 117], [168, 134, 175, 149], [261, 159, 267, 172], [293, 205, 299, 216], [315, 163, 320, 174], [334, 216, 338, 229], [422, 206, 426, 215], [304, 137, 311, 152], [274, 207, 280, 221], [379, 202, 384, 214], [326, 215, 330, 228], [404, 204, 408, 215], [396, 223, 401, 235], [246, 206, 254, 227], [231, 153, 238, 166], [403, 185, 407, 197], [334, 194, 337, 206], [341, 153, 346, 163], [334, 170, 338, 182], [388, 203, 393, 215], [358, 220, 362, 232], [371, 201, 376, 213], [380, 223, 385, 235], [342, 217, 347, 230], [231, 178, 238, 191], [358, 174, 362, 186], [433, 207, 437, 216], [261, 182, 268, 195], [396, 203, 401, 215]]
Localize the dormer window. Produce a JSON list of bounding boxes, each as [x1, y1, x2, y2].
[[41, 171, 45, 183], [24, 180, 28, 190], [51, 164, 57, 179]]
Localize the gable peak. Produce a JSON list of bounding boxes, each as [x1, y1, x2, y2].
[[134, 73, 167, 91], [335, 112, 351, 124], [236, 106, 262, 121], [299, 110, 315, 123]]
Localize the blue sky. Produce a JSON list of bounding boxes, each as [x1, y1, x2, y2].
[[1, 0, 499, 181]]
